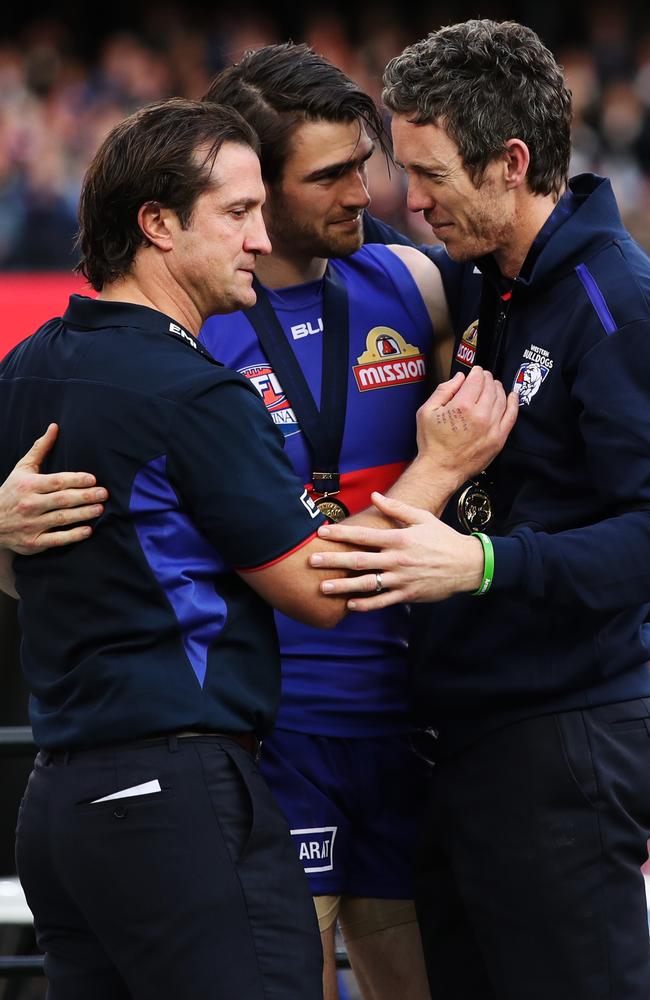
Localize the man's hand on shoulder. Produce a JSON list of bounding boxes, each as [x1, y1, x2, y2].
[[0, 424, 108, 555]]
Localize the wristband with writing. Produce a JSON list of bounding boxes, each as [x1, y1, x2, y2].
[[471, 532, 494, 596]]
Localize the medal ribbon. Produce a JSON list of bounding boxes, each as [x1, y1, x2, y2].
[[449, 277, 505, 528], [246, 268, 350, 495]]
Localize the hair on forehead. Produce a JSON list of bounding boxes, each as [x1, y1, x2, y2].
[[203, 41, 389, 185]]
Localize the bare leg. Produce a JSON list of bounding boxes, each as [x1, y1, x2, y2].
[[321, 921, 340, 1000], [315, 895, 341, 1000], [341, 898, 431, 1000]]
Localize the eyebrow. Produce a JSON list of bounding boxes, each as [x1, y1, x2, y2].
[[304, 143, 375, 182], [395, 158, 448, 175], [222, 196, 262, 210]]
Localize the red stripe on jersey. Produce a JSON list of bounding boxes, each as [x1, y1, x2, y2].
[[237, 529, 320, 574], [309, 461, 409, 515], [239, 462, 409, 573]]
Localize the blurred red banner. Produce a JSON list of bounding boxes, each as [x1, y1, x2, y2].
[[0, 273, 94, 358]]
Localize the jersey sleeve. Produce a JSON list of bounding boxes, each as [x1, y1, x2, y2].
[[491, 319, 650, 610], [167, 374, 326, 570]]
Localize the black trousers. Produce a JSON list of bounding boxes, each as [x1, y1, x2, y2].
[[416, 699, 650, 1000], [15, 735, 323, 999]]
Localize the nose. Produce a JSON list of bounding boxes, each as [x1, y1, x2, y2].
[[406, 177, 433, 214], [341, 168, 371, 210], [245, 210, 272, 257]]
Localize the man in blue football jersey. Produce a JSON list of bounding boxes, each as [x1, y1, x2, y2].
[[197, 44, 449, 1000]]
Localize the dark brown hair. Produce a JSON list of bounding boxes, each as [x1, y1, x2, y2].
[[76, 98, 259, 291], [203, 42, 388, 187], [383, 20, 572, 197]]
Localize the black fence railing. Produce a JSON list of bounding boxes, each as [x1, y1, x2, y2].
[[0, 726, 43, 985], [0, 956, 44, 978], [0, 727, 34, 750]]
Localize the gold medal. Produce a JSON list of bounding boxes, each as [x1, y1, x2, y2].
[[457, 483, 492, 533], [314, 495, 349, 522]]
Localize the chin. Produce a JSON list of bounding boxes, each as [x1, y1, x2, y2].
[[235, 286, 258, 310], [325, 230, 364, 260], [209, 286, 257, 316], [441, 241, 478, 263]]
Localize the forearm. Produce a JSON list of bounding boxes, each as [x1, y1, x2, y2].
[[0, 550, 18, 599], [342, 455, 458, 533], [385, 454, 459, 517]]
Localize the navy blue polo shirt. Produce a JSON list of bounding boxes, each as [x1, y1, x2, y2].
[[0, 296, 326, 749]]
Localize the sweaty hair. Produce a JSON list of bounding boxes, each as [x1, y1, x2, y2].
[[203, 42, 388, 186], [382, 19, 572, 197], [76, 98, 259, 291]]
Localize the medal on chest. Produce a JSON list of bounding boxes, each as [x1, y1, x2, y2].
[[245, 268, 351, 522]]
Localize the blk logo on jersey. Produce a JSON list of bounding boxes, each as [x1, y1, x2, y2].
[[353, 326, 426, 392], [290, 826, 337, 873], [238, 363, 300, 437], [291, 318, 323, 340], [513, 343, 554, 406], [455, 320, 478, 368]]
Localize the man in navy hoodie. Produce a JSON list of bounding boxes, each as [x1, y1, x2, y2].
[[315, 18, 650, 1000]]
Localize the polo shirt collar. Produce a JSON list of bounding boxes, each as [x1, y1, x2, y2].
[[64, 295, 189, 338], [63, 295, 219, 363]]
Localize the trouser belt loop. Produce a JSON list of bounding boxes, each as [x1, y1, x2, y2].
[[167, 735, 179, 753]]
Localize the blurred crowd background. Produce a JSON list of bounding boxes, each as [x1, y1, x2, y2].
[[2, 0, 650, 269]]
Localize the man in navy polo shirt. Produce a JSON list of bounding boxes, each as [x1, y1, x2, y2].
[[0, 95, 513, 999], [0, 96, 332, 1000]]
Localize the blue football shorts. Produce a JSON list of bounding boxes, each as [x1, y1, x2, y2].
[[260, 729, 430, 898]]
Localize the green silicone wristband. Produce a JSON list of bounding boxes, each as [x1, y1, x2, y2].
[[471, 532, 494, 596]]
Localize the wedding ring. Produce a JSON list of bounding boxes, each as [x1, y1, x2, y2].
[[375, 572, 383, 593]]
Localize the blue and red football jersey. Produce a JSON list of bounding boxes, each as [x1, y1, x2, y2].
[[200, 244, 435, 735]]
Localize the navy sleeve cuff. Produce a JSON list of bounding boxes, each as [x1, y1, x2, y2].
[[489, 535, 527, 592]]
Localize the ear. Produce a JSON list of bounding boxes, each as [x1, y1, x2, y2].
[[503, 139, 530, 190], [137, 202, 176, 251]]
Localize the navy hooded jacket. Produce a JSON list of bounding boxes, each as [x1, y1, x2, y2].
[[366, 175, 650, 747]]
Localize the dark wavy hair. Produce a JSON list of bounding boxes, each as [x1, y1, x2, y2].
[[76, 98, 259, 291], [203, 42, 388, 186], [382, 19, 572, 196]]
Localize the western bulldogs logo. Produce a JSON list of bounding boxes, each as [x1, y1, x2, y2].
[[513, 361, 550, 406], [238, 363, 300, 437]]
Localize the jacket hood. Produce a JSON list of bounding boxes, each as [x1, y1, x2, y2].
[[477, 174, 628, 292]]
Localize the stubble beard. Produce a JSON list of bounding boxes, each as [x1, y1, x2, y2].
[[439, 207, 513, 264], [266, 199, 364, 263]]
